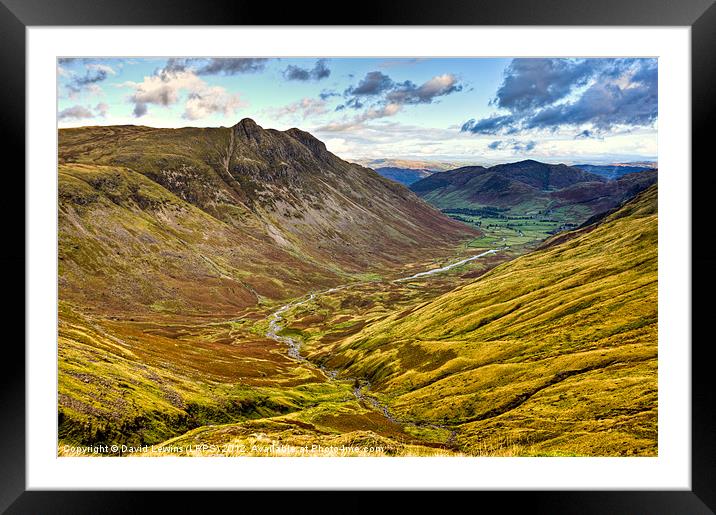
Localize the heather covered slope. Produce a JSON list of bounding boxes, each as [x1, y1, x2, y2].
[[58, 120, 476, 315], [314, 184, 658, 455], [59, 163, 337, 316]]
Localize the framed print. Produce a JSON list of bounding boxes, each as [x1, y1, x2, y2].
[[3, 0, 715, 512]]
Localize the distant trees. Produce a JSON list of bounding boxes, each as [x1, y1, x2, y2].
[[442, 207, 508, 218]]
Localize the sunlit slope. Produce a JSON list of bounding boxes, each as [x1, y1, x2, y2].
[[59, 163, 337, 316], [324, 184, 658, 456]]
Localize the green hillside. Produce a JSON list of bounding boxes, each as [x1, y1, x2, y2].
[[310, 184, 658, 456]]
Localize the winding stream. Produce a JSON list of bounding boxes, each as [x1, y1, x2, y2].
[[394, 249, 498, 281], [263, 248, 500, 436]]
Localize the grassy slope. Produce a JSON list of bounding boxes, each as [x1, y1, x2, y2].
[[59, 300, 459, 456], [317, 185, 658, 456], [59, 163, 336, 317], [57, 123, 476, 453]]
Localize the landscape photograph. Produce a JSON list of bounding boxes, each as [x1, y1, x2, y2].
[[57, 56, 658, 457]]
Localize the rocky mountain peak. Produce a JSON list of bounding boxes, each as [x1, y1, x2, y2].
[[234, 118, 263, 142]]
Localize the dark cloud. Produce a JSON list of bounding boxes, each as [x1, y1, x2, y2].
[[525, 70, 657, 131], [486, 139, 536, 152], [284, 65, 310, 81], [73, 68, 109, 86], [158, 58, 268, 76], [462, 58, 657, 137], [386, 75, 463, 105], [462, 115, 517, 135], [344, 97, 364, 110], [332, 72, 464, 127], [346, 71, 394, 96], [312, 59, 331, 79], [161, 58, 188, 73], [512, 140, 536, 152], [58, 58, 104, 65], [283, 59, 331, 81], [66, 64, 114, 95], [319, 89, 341, 100], [494, 58, 596, 112], [133, 102, 148, 117], [195, 58, 268, 75]]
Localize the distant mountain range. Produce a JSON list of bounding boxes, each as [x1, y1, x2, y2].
[[372, 158, 656, 186], [373, 167, 434, 186], [573, 163, 657, 180], [410, 159, 657, 227], [356, 158, 461, 171]]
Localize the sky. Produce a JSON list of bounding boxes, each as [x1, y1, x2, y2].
[[57, 57, 657, 166]]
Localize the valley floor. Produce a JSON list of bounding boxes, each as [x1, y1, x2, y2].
[[58, 243, 518, 457]]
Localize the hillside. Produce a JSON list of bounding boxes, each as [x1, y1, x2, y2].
[[306, 184, 658, 456], [59, 120, 476, 316]]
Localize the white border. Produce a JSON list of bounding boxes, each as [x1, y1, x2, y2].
[[27, 27, 691, 490]]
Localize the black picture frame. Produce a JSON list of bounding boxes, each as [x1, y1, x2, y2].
[[2, 0, 714, 512]]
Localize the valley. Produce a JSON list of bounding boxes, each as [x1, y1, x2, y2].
[[411, 160, 657, 252], [57, 121, 657, 458]]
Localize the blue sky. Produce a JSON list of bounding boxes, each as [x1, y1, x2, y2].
[[57, 57, 657, 165]]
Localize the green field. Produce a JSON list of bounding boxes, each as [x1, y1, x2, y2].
[[444, 207, 587, 248]]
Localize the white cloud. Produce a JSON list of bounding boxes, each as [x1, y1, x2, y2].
[[58, 103, 109, 121], [183, 87, 244, 120], [312, 119, 656, 165], [323, 137, 352, 155], [126, 70, 204, 108], [124, 69, 242, 120], [272, 98, 328, 120], [94, 103, 109, 117], [318, 103, 403, 132]]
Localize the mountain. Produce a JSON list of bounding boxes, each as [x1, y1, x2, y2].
[[374, 166, 434, 186], [356, 158, 463, 172], [411, 159, 657, 226], [573, 163, 656, 180], [315, 184, 658, 456], [59, 120, 477, 316], [620, 161, 657, 168]]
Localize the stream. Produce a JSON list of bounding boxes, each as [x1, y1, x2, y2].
[[263, 248, 500, 440]]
